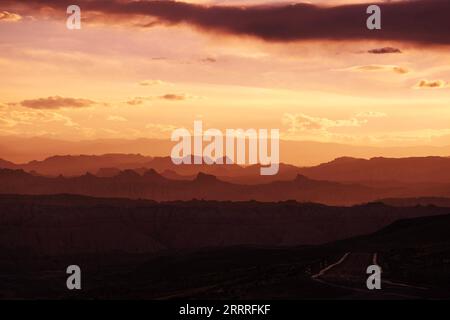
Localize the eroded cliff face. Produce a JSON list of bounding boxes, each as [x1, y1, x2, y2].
[[1, 194, 448, 257]]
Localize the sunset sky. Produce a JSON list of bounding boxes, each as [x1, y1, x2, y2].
[[1, 0, 450, 152]]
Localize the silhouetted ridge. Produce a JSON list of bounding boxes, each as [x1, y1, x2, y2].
[[142, 169, 167, 182], [294, 174, 311, 182], [330, 156, 360, 163], [96, 167, 121, 177], [0, 168, 30, 178], [0, 158, 17, 169], [194, 172, 219, 183], [116, 169, 141, 179]]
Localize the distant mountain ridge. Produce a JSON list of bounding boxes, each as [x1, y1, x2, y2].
[[0, 168, 382, 205], [297, 156, 450, 183], [0, 154, 301, 183], [2, 135, 450, 165], [3, 154, 450, 186]]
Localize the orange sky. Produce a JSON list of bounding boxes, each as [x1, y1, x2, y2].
[[1, 0, 450, 157]]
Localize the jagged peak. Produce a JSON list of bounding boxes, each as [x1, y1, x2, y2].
[[294, 174, 311, 182], [142, 168, 162, 178]]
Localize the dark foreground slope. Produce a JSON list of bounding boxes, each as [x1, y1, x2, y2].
[[1, 194, 449, 299], [1, 194, 449, 256]]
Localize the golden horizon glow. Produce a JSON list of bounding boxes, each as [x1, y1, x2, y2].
[[1, 0, 450, 165]]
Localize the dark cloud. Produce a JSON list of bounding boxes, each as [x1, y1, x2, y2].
[[4, 0, 450, 45], [368, 47, 402, 54], [159, 94, 186, 101], [16, 96, 96, 109]]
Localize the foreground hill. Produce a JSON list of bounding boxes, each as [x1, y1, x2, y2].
[[1, 194, 450, 299], [1, 194, 449, 257]]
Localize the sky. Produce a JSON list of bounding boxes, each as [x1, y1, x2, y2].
[[1, 0, 450, 152]]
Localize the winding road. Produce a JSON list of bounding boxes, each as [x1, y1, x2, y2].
[[312, 252, 429, 299]]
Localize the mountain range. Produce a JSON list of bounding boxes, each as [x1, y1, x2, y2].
[[2, 135, 450, 166], [3, 154, 450, 205], [3, 154, 450, 184]]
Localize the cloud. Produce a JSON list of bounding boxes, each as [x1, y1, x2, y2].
[[0, 108, 78, 128], [159, 94, 186, 101], [355, 111, 387, 118], [126, 93, 196, 104], [139, 79, 165, 86], [201, 57, 217, 63], [0, 116, 17, 127], [145, 123, 178, 138], [0, 11, 21, 22], [107, 115, 127, 122], [5, 0, 450, 45], [281, 112, 390, 143], [414, 79, 448, 89], [126, 96, 152, 106], [282, 113, 365, 134], [345, 64, 409, 74], [15, 96, 97, 109], [367, 47, 402, 54], [145, 123, 177, 131]]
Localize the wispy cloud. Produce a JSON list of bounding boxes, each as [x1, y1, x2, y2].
[[126, 96, 152, 106], [13, 96, 97, 110], [0, 11, 21, 22], [107, 115, 128, 122], [355, 111, 387, 118], [282, 113, 366, 133], [159, 94, 187, 101], [139, 79, 166, 86], [343, 65, 409, 74], [0, 108, 78, 128], [145, 123, 178, 138]]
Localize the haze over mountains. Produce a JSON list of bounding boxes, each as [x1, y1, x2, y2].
[[299, 156, 450, 183], [2, 135, 450, 166], [0, 168, 379, 205], [3, 153, 450, 182], [3, 154, 450, 205]]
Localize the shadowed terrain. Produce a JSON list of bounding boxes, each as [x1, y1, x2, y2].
[[1, 194, 450, 299]]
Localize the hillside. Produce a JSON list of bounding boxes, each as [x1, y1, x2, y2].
[[1, 194, 449, 257]]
